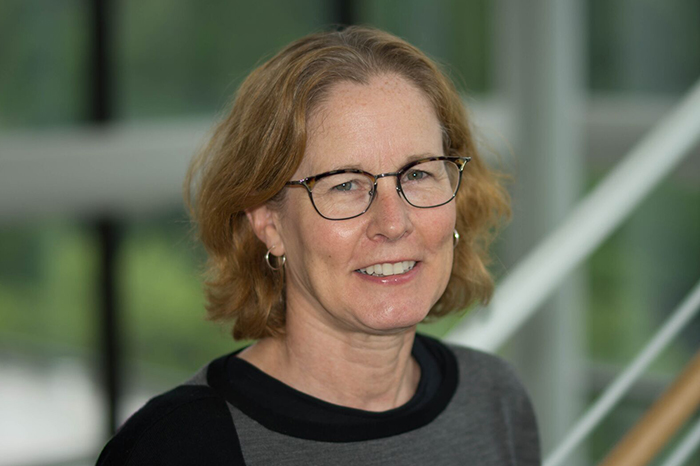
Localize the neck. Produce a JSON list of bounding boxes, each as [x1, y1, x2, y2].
[[238, 316, 420, 412]]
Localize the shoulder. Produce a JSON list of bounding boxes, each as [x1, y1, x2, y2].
[[447, 343, 528, 395], [417, 335, 534, 415], [418, 335, 523, 394], [447, 342, 537, 417], [446, 342, 541, 463], [96, 376, 244, 465]]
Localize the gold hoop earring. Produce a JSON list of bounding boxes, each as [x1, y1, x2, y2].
[[265, 247, 286, 271], [453, 229, 460, 249]]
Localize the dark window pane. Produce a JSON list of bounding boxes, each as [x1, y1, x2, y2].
[[588, 0, 700, 94], [119, 213, 242, 393], [357, 0, 492, 93], [0, 0, 89, 127], [115, 0, 332, 120], [0, 222, 97, 349], [587, 175, 700, 371]]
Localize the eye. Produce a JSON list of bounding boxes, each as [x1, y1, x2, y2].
[[314, 173, 372, 198], [404, 169, 430, 182], [331, 181, 356, 192]]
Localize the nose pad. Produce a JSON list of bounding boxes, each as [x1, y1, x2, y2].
[[373, 177, 403, 207], [395, 183, 406, 201], [366, 176, 412, 240]]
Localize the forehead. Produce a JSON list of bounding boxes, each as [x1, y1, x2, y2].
[[298, 74, 443, 176]]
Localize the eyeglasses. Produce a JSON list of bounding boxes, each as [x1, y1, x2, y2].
[[285, 156, 470, 220]]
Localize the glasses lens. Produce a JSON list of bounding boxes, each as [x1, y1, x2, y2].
[[400, 159, 461, 207], [311, 172, 374, 219]]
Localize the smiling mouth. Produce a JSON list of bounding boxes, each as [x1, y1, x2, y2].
[[357, 261, 417, 277]]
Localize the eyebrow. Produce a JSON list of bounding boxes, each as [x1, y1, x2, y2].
[[323, 152, 439, 174]]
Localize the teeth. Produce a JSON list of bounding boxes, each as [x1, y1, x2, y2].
[[382, 263, 393, 275], [358, 261, 416, 277]]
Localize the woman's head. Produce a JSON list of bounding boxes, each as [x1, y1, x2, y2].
[[185, 26, 509, 340]]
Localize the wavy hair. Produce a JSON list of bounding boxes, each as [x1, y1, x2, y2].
[[185, 26, 510, 340]]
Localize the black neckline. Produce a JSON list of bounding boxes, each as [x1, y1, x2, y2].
[[206, 334, 459, 442]]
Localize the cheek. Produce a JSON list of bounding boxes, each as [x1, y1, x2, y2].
[[426, 208, 457, 282], [425, 206, 456, 249], [281, 205, 362, 276]]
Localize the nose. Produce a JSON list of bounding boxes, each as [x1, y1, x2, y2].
[[365, 177, 413, 241]]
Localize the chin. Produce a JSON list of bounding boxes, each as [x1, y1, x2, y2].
[[357, 302, 432, 334]]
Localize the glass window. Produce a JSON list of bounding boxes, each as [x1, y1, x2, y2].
[[0, 221, 101, 464], [586, 171, 700, 463], [115, 0, 332, 120], [119, 212, 241, 411], [587, 173, 699, 371], [0, 0, 89, 127], [357, 0, 492, 93], [588, 0, 700, 94]]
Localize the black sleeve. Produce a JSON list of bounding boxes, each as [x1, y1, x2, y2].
[[96, 385, 246, 466]]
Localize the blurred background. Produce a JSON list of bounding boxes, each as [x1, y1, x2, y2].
[[0, 1, 698, 465]]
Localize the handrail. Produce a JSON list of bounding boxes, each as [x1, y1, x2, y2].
[[600, 349, 700, 466], [444, 78, 700, 352], [543, 280, 700, 466], [659, 416, 700, 466]]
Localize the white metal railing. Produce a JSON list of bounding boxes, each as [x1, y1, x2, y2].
[[659, 416, 700, 466], [544, 280, 700, 466], [445, 77, 700, 352]]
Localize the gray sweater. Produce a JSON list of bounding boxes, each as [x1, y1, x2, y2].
[[97, 334, 541, 465]]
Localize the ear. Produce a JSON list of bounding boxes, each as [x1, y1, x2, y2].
[[245, 204, 285, 256]]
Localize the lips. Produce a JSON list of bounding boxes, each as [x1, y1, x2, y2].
[[357, 260, 417, 277]]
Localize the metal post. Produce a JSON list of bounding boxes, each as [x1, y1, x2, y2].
[[97, 219, 121, 435], [89, 0, 120, 436], [335, 0, 356, 26], [91, 0, 110, 124], [493, 0, 586, 460]]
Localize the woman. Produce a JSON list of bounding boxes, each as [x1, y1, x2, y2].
[[97, 26, 540, 465]]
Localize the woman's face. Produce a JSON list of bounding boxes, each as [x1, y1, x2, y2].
[[269, 74, 455, 335]]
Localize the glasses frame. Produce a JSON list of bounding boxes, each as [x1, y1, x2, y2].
[[285, 156, 471, 220]]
